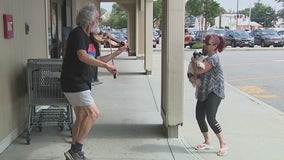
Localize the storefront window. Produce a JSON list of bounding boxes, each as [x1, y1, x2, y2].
[[48, 0, 72, 58]]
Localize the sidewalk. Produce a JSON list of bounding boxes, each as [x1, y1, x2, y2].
[[0, 51, 283, 160]]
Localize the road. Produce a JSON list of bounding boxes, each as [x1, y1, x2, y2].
[[185, 48, 284, 112]]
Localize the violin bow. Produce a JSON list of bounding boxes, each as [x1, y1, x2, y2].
[[108, 29, 117, 79]]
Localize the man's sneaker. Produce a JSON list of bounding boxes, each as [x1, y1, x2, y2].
[[64, 149, 87, 160], [78, 151, 90, 160]]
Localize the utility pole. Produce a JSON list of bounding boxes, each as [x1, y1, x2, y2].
[[201, 0, 204, 30], [248, 3, 251, 30], [236, 0, 239, 29]]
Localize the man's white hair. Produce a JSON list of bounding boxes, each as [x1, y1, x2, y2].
[[76, 3, 97, 28]]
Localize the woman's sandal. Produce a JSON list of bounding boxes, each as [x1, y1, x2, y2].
[[195, 143, 213, 150], [217, 147, 229, 156]]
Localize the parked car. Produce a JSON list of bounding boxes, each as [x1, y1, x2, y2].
[[189, 30, 197, 48], [207, 28, 227, 37], [224, 30, 254, 47], [120, 27, 128, 40], [277, 30, 284, 40], [184, 28, 197, 48], [187, 28, 198, 36], [184, 28, 193, 48], [103, 31, 127, 48], [250, 29, 284, 47], [195, 30, 213, 43]]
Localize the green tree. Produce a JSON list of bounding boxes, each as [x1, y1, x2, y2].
[[251, 2, 276, 27], [103, 3, 127, 29], [153, 0, 162, 28], [100, 8, 107, 15], [185, 0, 222, 30], [239, 1, 281, 27], [219, 7, 227, 14], [185, 0, 203, 16], [239, 8, 250, 17]]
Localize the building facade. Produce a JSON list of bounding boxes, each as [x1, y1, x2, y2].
[[212, 14, 284, 30], [0, 0, 186, 154], [0, 0, 93, 153]]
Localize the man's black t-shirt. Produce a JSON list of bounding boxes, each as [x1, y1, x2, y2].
[[60, 26, 95, 92]]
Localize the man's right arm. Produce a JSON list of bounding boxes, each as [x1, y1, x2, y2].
[[77, 50, 117, 74]]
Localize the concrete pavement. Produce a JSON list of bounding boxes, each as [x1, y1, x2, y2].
[[0, 50, 283, 160]]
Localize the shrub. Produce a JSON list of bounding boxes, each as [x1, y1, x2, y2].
[[192, 42, 203, 49]]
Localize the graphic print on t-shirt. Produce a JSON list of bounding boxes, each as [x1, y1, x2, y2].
[[88, 43, 96, 58]]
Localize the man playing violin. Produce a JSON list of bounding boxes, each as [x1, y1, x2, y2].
[[60, 3, 127, 160], [89, 30, 128, 81], [89, 31, 127, 62]]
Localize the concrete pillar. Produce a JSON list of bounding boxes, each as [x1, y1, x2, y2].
[[94, 0, 100, 11], [127, 7, 136, 56], [118, 1, 136, 57], [161, 0, 184, 138], [144, 0, 153, 74], [136, 0, 145, 58]]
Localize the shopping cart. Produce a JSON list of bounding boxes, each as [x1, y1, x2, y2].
[[26, 59, 73, 144]]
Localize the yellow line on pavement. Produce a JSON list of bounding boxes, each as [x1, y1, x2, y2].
[[237, 85, 278, 98]]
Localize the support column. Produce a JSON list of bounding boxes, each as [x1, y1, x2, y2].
[[94, 0, 100, 11], [136, 0, 145, 58], [161, 0, 184, 138], [144, 0, 153, 74], [127, 7, 136, 56], [117, 0, 137, 57]]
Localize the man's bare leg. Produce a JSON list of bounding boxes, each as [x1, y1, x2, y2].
[[76, 104, 100, 143]]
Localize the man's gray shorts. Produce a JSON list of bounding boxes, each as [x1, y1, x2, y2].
[[64, 90, 95, 107]]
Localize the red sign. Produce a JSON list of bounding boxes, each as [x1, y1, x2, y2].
[[3, 14, 14, 39]]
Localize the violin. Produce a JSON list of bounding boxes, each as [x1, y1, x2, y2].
[[91, 31, 126, 48], [90, 31, 128, 79]]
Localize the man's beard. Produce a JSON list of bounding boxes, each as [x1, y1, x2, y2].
[[91, 26, 101, 34]]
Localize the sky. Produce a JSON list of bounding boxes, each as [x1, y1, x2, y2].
[[216, 0, 282, 11], [101, 0, 283, 13], [101, 2, 113, 13]]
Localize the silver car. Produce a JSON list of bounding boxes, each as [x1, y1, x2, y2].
[[250, 29, 284, 47]]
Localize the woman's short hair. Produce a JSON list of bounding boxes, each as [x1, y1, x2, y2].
[[76, 3, 97, 28]]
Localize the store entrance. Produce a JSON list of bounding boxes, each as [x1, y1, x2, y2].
[[48, 0, 72, 58]]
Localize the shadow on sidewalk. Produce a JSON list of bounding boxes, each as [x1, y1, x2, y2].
[[88, 123, 165, 139]]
